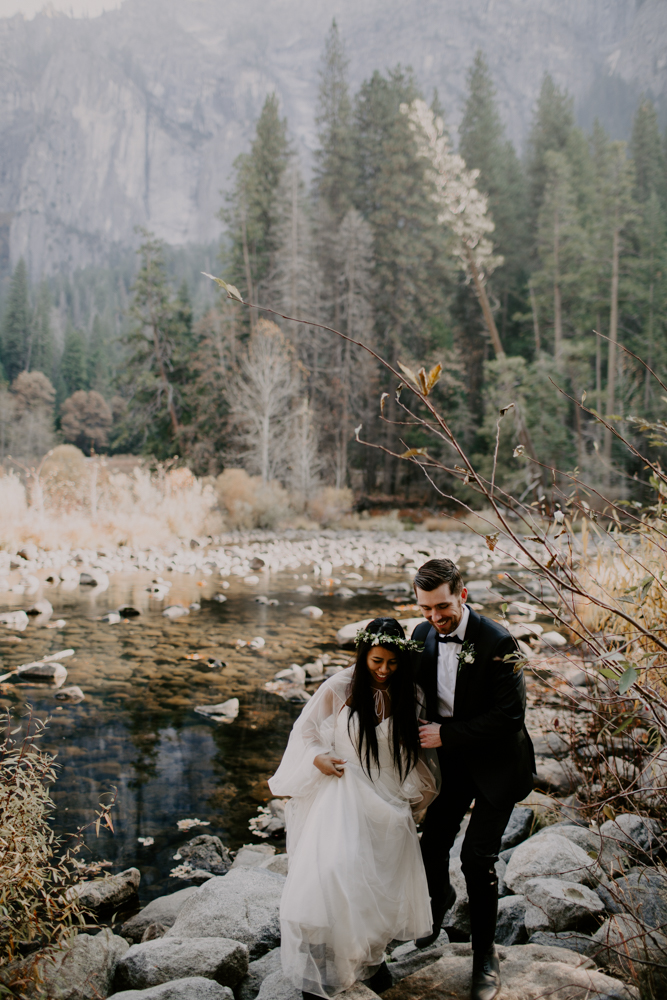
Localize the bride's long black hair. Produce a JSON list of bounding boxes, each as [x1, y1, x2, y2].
[[348, 617, 421, 781]]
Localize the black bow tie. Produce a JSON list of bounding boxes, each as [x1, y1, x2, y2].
[[437, 633, 464, 644]]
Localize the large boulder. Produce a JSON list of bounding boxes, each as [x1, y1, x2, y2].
[[495, 895, 528, 945], [237, 947, 282, 1000], [166, 868, 284, 958], [523, 878, 605, 934], [386, 932, 450, 983], [230, 844, 275, 870], [114, 937, 248, 991], [500, 807, 534, 851], [381, 942, 637, 1000], [599, 814, 662, 860], [533, 758, 580, 796], [527, 931, 597, 957], [8, 929, 128, 1000], [120, 887, 200, 943], [612, 866, 667, 928], [178, 835, 231, 875], [108, 979, 233, 1000], [504, 833, 600, 894], [256, 971, 378, 999], [534, 823, 621, 876], [66, 867, 140, 911], [594, 914, 667, 999]]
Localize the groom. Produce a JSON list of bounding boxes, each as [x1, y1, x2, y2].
[[413, 558, 535, 1000]]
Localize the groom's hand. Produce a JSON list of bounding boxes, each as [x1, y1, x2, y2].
[[419, 719, 442, 748]]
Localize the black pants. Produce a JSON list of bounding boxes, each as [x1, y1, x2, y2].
[[420, 760, 514, 953]]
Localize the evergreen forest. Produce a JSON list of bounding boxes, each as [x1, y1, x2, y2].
[[2, 23, 666, 511]]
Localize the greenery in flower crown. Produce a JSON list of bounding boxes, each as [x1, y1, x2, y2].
[[354, 628, 424, 652]]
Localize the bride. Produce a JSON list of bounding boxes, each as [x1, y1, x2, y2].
[[269, 617, 439, 999]]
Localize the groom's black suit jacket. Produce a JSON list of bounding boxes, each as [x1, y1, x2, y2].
[[413, 608, 535, 809]]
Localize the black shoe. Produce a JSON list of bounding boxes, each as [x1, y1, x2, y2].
[[415, 883, 456, 949], [365, 960, 393, 994], [471, 944, 500, 1000]]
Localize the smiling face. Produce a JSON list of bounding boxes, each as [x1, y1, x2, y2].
[[366, 645, 400, 687], [414, 581, 468, 634]]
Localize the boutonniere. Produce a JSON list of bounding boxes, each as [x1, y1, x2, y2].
[[458, 641, 476, 671]]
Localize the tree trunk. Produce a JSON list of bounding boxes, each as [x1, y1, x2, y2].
[[553, 207, 562, 361], [465, 246, 504, 358], [604, 220, 620, 463], [150, 322, 180, 442], [529, 282, 541, 355]]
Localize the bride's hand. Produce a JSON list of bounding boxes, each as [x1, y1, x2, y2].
[[314, 753, 346, 777]]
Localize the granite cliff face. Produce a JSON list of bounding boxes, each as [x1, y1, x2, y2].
[[0, 0, 662, 276]]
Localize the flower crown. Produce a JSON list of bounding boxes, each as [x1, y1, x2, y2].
[[354, 628, 424, 653]]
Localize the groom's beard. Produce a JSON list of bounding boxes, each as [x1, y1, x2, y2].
[[432, 605, 464, 634]]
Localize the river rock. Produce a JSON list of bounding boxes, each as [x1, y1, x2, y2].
[[443, 857, 470, 937], [533, 757, 579, 795], [593, 914, 667, 998], [26, 598, 53, 615], [109, 978, 233, 1000], [500, 806, 534, 850], [495, 895, 527, 945], [599, 813, 662, 859], [66, 867, 140, 911], [336, 619, 372, 646], [178, 835, 232, 875], [0, 610, 29, 630], [523, 877, 605, 934], [504, 833, 600, 893], [256, 972, 378, 1000], [121, 889, 203, 940], [533, 823, 619, 875], [115, 937, 248, 991], [166, 867, 284, 958], [301, 605, 323, 618], [12, 929, 128, 1000], [17, 661, 68, 686], [527, 930, 597, 956], [231, 844, 276, 870], [386, 931, 449, 982], [612, 867, 667, 928], [237, 946, 282, 1000], [163, 606, 189, 618], [54, 685, 85, 703], [381, 942, 637, 1000], [259, 853, 289, 876], [194, 698, 239, 723]]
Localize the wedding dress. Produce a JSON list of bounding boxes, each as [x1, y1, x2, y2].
[[269, 667, 439, 998]]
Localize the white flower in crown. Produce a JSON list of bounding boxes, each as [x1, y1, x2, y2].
[[458, 640, 476, 670]]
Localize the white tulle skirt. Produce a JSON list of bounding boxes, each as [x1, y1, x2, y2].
[[278, 712, 432, 997]]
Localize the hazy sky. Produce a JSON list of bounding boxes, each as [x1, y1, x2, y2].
[[0, 0, 122, 17]]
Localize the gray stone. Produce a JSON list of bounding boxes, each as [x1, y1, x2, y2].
[[594, 914, 667, 998], [54, 685, 85, 703], [17, 660, 67, 686], [381, 942, 638, 1000], [504, 833, 600, 894], [108, 978, 234, 1000], [115, 937, 248, 990], [141, 923, 167, 942], [443, 857, 470, 937], [178, 834, 231, 875], [523, 877, 605, 934], [166, 867, 284, 959], [500, 806, 534, 850], [599, 813, 662, 859], [256, 971, 377, 999], [259, 853, 289, 876], [495, 895, 528, 945], [527, 931, 598, 958], [66, 867, 140, 911], [230, 844, 275, 870], [11, 929, 128, 1000], [237, 947, 282, 1000], [612, 867, 667, 929], [120, 887, 199, 943], [534, 823, 620, 875], [386, 931, 449, 982], [533, 757, 580, 796]]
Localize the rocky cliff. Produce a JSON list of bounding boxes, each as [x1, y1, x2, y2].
[[0, 0, 662, 276]]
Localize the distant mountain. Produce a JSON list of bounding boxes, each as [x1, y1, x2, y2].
[[0, 0, 663, 277]]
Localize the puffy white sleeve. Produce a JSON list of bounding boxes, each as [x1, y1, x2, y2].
[[268, 668, 352, 799]]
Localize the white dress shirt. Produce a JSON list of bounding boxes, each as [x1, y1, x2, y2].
[[436, 603, 470, 718]]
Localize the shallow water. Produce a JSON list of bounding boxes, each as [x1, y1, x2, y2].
[[0, 564, 428, 904]]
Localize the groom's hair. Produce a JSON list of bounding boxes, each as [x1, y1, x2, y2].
[[414, 558, 463, 595]]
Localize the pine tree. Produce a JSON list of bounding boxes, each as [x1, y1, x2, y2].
[[1, 259, 31, 383], [86, 315, 112, 395], [30, 282, 54, 380], [459, 51, 529, 354], [527, 75, 575, 224], [313, 19, 355, 223], [222, 94, 291, 317], [631, 98, 665, 204], [59, 328, 88, 397]]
